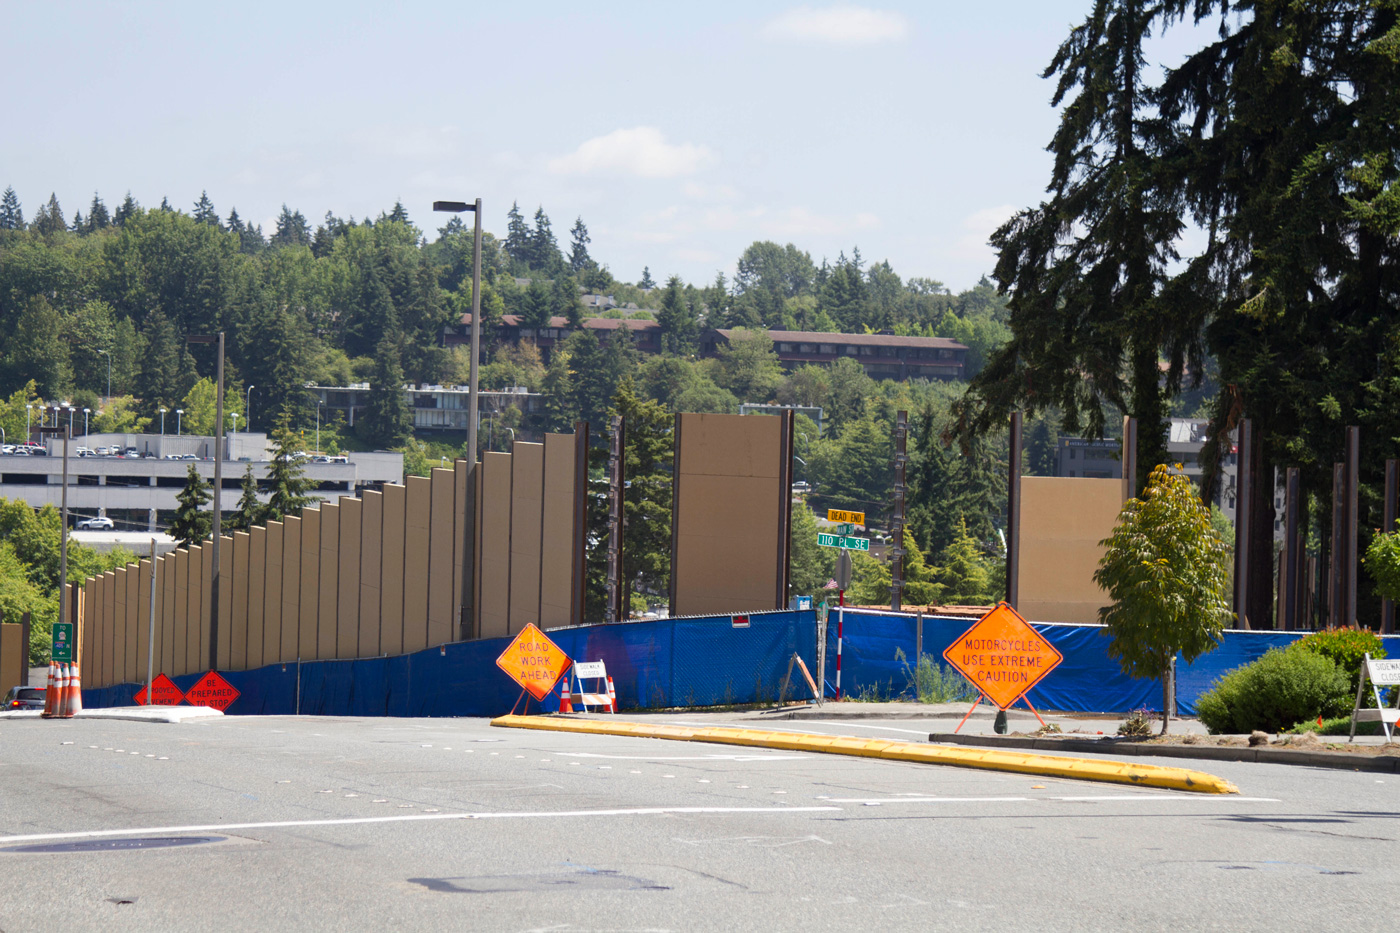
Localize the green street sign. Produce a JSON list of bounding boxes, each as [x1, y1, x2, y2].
[[817, 533, 871, 552], [51, 621, 74, 662]]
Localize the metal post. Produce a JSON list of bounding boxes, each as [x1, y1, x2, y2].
[[1234, 420, 1253, 628], [1331, 462, 1344, 628], [1121, 415, 1138, 501], [915, 609, 923, 663], [890, 410, 907, 612], [469, 198, 482, 464], [211, 332, 224, 671], [1345, 426, 1360, 627], [1007, 411, 1022, 608], [1282, 467, 1300, 630], [58, 428, 69, 636], [146, 538, 157, 704], [836, 590, 844, 702], [606, 414, 624, 623], [1385, 459, 1398, 634]]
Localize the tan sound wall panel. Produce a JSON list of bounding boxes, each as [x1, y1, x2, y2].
[[246, 527, 266, 670], [428, 468, 455, 647], [159, 554, 175, 677], [124, 565, 140, 684], [101, 572, 115, 687], [317, 504, 339, 660], [263, 521, 283, 666], [1018, 477, 1123, 625], [110, 568, 126, 685], [403, 477, 431, 653], [672, 413, 786, 617], [358, 492, 383, 658], [508, 443, 544, 635], [174, 551, 190, 676], [540, 433, 578, 628], [187, 545, 204, 675], [298, 511, 320, 661], [218, 536, 234, 670], [134, 559, 152, 689], [380, 484, 405, 657], [453, 461, 467, 640], [231, 532, 250, 670], [336, 497, 361, 659], [279, 519, 300, 662], [478, 452, 512, 639], [81, 580, 95, 686]]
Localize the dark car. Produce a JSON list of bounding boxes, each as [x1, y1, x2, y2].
[[4, 686, 45, 710]]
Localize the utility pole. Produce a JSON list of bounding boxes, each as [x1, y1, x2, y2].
[[187, 331, 225, 671], [890, 410, 907, 611], [606, 414, 625, 623]]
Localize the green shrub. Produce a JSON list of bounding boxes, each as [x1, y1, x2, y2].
[[1195, 647, 1351, 734], [1290, 627, 1385, 690], [1284, 715, 1381, 737], [898, 649, 977, 703]]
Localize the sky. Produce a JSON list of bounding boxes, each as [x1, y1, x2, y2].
[[2, 2, 1210, 293]]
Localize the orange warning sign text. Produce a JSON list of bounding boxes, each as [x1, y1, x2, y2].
[[496, 623, 572, 701], [942, 603, 1062, 710]]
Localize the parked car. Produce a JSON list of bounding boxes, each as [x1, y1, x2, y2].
[[4, 686, 45, 710], [77, 516, 114, 530], [0, 444, 13, 455], [123, 447, 140, 458], [75, 446, 96, 457]]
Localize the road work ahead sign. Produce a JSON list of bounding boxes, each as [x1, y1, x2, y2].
[[496, 623, 571, 700], [943, 603, 1062, 710]]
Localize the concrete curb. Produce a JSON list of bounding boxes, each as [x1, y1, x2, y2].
[[929, 733, 1400, 773], [491, 714, 1240, 794], [0, 707, 223, 723]]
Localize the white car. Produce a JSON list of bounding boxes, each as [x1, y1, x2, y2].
[[77, 517, 114, 530]]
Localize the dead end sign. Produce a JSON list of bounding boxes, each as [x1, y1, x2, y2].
[[496, 623, 572, 701], [185, 671, 240, 712], [943, 603, 1063, 710]]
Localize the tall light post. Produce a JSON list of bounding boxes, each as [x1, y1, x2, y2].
[[65, 404, 74, 435], [98, 349, 111, 400], [159, 407, 168, 435], [25, 404, 32, 441], [316, 398, 324, 454], [176, 409, 183, 436], [83, 408, 90, 435], [432, 199, 482, 463], [187, 332, 225, 672], [245, 385, 254, 432]]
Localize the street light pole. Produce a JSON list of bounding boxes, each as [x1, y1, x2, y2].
[[432, 198, 482, 463], [246, 385, 255, 432], [316, 399, 324, 454], [160, 407, 167, 435], [25, 404, 32, 441], [176, 409, 183, 436], [83, 408, 90, 435], [99, 349, 111, 401]]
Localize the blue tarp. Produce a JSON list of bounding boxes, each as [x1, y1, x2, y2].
[[81, 607, 1400, 718]]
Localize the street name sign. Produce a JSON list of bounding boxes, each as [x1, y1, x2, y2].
[[51, 622, 74, 662], [185, 670, 240, 711], [827, 509, 865, 526], [496, 623, 572, 700], [134, 673, 185, 706], [817, 533, 871, 551], [943, 603, 1063, 710]]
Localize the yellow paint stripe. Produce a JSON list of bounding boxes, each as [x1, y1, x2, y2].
[[490, 715, 1240, 795]]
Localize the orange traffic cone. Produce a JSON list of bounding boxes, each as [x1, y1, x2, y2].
[[67, 663, 82, 717], [42, 662, 58, 718], [560, 677, 573, 714], [54, 664, 69, 718], [606, 675, 617, 713]]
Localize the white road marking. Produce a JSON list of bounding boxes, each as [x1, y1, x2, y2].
[[0, 806, 844, 845]]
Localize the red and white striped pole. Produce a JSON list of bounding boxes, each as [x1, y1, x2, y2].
[[836, 588, 845, 701]]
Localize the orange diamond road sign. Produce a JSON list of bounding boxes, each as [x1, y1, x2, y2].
[[496, 623, 572, 701], [185, 671, 240, 712], [134, 673, 185, 706], [943, 603, 1063, 710]]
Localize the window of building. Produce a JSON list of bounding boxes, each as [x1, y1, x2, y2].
[[820, 344, 837, 354], [799, 343, 816, 353], [778, 343, 795, 352], [860, 346, 875, 356], [845, 345, 858, 355]]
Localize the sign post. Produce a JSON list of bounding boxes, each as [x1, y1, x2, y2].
[[943, 602, 1063, 732]]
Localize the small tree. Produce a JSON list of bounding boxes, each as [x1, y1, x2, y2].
[[169, 464, 212, 549], [227, 463, 262, 531], [1094, 464, 1232, 734], [264, 423, 316, 522]]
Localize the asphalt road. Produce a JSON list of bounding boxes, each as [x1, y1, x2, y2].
[[1, 713, 1393, 932]]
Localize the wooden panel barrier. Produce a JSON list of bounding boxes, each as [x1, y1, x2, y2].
[[231, 532, 250, 671], [358, 491, 383, 659], [403, 477, 431, 653], [380, 484, 406, 657], [174, 550, 190, 677], [125, 565, 141, 685], [317, 503, 339, 660], [218, 536, 233, 670], [508, 443, 544, 636], [540, 433, 579, 628], [159, 554, 176, 678], [81, 579, 95, 686], [101, 572, 114, 688], [479, 453, 512, 639], [280, 517, 301, 662], [247, 527, 266, 670], [428, 468, 455, 648], [188, 544, 204, 675], [298, 510, 320, 661], [135, 559, 152, 689], [263, 521, 284, 667], [453, 461, 468, 640], [336, 497, 361, 659]]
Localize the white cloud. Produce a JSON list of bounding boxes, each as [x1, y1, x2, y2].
[[764, 6, 908, 44], [548, 127, 713, 179], [953, 204, 1018, 259]]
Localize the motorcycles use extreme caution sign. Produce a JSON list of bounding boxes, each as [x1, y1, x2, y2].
[[943, 603, 1062, 710]]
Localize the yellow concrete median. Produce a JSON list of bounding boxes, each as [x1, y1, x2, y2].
[[490, 715, 1240, 795]]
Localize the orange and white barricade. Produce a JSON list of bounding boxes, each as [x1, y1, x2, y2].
[[571, 661, 615, 714]]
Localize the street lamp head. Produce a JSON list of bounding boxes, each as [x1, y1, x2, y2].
[[176, 409, 183, 415], [160, 407, 168, 414], [83, 408, 90, 414], [433, 200, 476, 213]]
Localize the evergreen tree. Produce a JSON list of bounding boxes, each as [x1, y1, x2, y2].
[[0, 186, 23, 229], [112, 192, 138, 226], [521, 277, 552, 329], [657, 275, 699, 355], [270, 204, 311, 247], [192, 190, 219, 227], [228, 463, 263, 531], [529, 206, 559, 271], [3, 296, 72, 398], [135, 310, 195, 417], [263, 421, 316, 522], [158, 196, 172, 211], [30, 193, 66, 236], [386, 201, 410, 225], [540, 346, 576, 435], [504, 201, 529, 265], [169, 464, 212, 548], [85, 193, 110, 232], [934, 517, 994, 604], [568, 216, 593, 273], [611, 378, 672, 612], [639, 266, 656, 289], [71, 210, 83, 232], [550, 274, 583, 329], [361, 334, 410, 448]]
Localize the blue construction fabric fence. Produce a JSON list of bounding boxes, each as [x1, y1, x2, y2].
[[80, 607, 1400, 718]]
